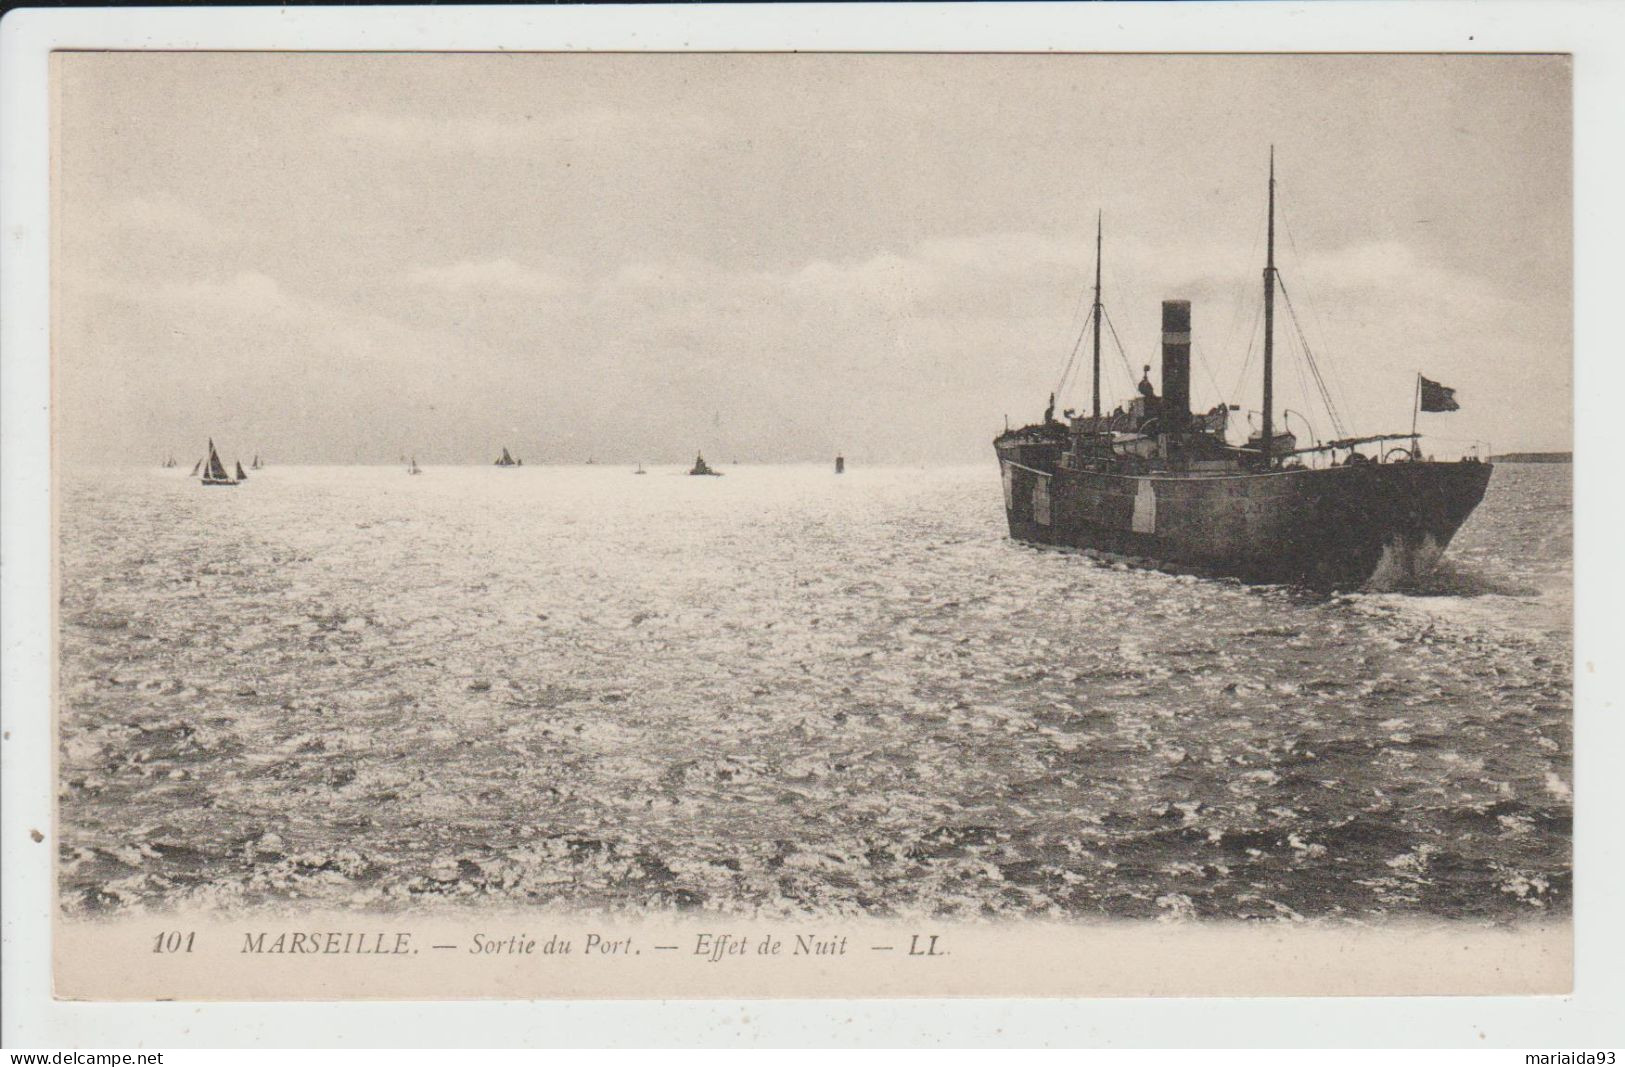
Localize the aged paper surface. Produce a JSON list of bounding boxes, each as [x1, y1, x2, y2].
[[46, 49, 1573, 1001], [57, 914, 1569, 1001]]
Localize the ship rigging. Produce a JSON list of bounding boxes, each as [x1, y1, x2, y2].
[[993, 150, 1490, 588]]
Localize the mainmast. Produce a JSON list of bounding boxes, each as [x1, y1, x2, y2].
[[1261, 147, 1277, 468], [1092, 211, 1103, 419]]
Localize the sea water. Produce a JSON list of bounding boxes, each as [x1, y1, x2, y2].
[[57, 463, 1572, 921]]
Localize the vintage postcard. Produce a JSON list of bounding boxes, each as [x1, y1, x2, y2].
[[42, 49, 1572, 1001]]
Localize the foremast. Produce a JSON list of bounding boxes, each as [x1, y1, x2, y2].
[[1092, 211, 1103, 419], [1261, 146, 1277, 469]]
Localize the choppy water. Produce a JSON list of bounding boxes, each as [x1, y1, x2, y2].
[[58, 462, 1572, 922]]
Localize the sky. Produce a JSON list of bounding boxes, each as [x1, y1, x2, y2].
[[53, 52, 1572, 465]]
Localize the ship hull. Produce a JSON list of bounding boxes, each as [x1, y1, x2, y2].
[[996, 447, 1492, 588]]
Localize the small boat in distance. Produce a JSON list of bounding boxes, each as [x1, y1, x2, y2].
[[235, 460, 249, 482], [408, 456, 423, 475], [634, 462, 646, 475], [689, 452, 722, 477], [495, 447, 521, 467], [163, 456, 177, 469], [200, 440, 238, 487], [835, 454, 845, 474], [251, 454, 263, 470]]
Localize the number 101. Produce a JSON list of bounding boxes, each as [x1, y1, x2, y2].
[[152, 931, 195, 954]]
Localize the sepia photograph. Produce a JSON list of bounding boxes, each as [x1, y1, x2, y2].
[[36, 46, 1576, 1002]]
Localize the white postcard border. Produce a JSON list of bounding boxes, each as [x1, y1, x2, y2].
[[3, 0, 1622, 1048]]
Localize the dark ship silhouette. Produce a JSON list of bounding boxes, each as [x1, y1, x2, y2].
[[199, 439, 238, 487], [994, 153, 1490, 589]]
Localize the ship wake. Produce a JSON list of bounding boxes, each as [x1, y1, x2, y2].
[[1363, 537, 1448, 593], [1364, 537, 1536, 597]]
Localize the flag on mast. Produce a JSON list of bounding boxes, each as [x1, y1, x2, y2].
[[1419, 376, 1460, 412]]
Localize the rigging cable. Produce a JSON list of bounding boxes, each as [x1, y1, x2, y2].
[[1192, 342, 1227, 411], [1218, 200, 1270, 399], [1070, 302, 1102, 403], [1101, 258, 1143, 401], [1276, 276, 1348, 438], [1100, 306, 1144, 398], [1052, 303, 1095, 405], [1054, 253, 1097, 405], [1229, 298, 1264, 405], [1279, 196, 1360, 429], [1286, 313, 1315, 436]]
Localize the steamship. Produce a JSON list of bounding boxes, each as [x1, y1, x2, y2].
[[994, 153, 1491, 589]]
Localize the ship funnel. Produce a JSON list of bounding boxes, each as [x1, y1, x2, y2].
[[1161, 300, 1192, 431]]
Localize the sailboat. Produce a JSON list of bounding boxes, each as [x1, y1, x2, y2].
[[495, 447, 519, 467], [235, 460, 249, 481], [408, 456, 423, 475], [634, 462, 646, 475], [993, 150, 1490, 588], [163, 455, 177, 469], [189, 458, 203, 477], [688, 452, 722, 477], [251, 454, 263, 470], [200, 440, 238, 486]]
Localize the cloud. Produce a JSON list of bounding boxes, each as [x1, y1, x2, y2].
[[101, 196, 218, 238], [61, 196, 238, 270], [155, 271, 295, 314], [406, 258, 577, 297], [331, 113, 532, 153], [330, 108, 717, 155], [784, 234, 1094, 318], [1286, 240, 1501, 310], [546, 107, 716, 143], [561, 228, 1558, 447], [58, 223, 1562, 466]]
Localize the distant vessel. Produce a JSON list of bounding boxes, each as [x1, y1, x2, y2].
[[251, 454, 263, 470], [634, 462, 646, 475], [1490, 451, 1570, 464], [994, 152, 1490, 588], [200, 440, 238, 487], [689, 452, 722, 477], [494, 447, 522, 467], [408, 456, 423, 475], [835, 454, 845, 474], [234, 459, 249, 482], [162, 455, 177, 469]]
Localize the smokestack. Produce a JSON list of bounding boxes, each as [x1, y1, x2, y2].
[[1161, 300, 1192, 431]]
